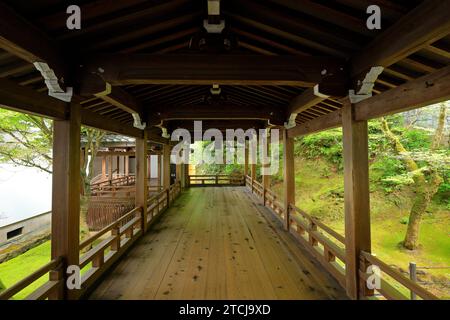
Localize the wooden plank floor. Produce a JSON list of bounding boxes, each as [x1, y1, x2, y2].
[[90, 187, 347, 300]]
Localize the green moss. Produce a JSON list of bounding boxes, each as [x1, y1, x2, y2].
[[0, 241, 50, 299]]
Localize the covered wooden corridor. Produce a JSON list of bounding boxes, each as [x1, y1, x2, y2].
[[90, 187, 345, 300], [0, 0, 448, 301]]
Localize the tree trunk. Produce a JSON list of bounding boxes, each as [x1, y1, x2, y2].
[[380, 117, 443, 250], [431, 104, 447, 150], [403, 172, 443, 249]]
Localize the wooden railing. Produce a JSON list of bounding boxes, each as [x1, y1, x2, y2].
[[78, 207, 143, 296], [188, 174, 244, 187], [91, 175, 136, 192], [0, 181, 182, 300], [0, 257, 64, 300], [91, 185, 162, 197], [244, 175, 437, 300], [289, 204, 346, 288], [76, 180, 182, 298], [359, 251, 438, 300], [146, 181, 181, 225]]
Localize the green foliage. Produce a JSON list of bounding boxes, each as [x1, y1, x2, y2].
[[401, 129, 431, 150], [296, 128, 343, 169], [0, 109, 53, 173], [400, 216, 409, 225]]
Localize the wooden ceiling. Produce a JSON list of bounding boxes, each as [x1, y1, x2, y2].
[[0, 0, 449, 137]]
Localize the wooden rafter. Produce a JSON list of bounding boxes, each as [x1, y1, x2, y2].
[[148, 104, 286, 126], [351, 0, 450, 77]]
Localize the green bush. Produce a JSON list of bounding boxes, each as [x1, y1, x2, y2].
[[401, 129, 431, 150], [296, 129, 343, 169]]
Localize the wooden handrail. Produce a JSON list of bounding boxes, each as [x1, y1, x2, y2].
[[80, 207, 141, 250], [360, 251, 438, 300], [188, 174, 244, 187], [0, 257, 63, 300]]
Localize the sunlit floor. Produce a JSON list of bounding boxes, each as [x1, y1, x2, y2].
[[90, 187, 346, 300]]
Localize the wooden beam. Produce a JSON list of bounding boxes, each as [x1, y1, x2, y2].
[[80, 74, 145, 127], [287, 109, 342, 138], [82, 54, 346, 86], [148, 104, 286, 126], [135, 131, 148, 231], [283, 129, 295, 231], [80, 108, 143, 138], [288, 65, 450, 137], [167, 119, 267, 134], [342, 100, 371, 300], [287, 88, 328, 115], [355, 65, 450, 121], [51, 103, 81, 300], [0, 2, 65, 77], [0, 78, 67, 119], [351, 0, 450, 77]]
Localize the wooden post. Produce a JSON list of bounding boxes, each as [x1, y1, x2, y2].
[[185, 164, 190, 188], [283, 128, 295, 231], [50, 102, 81, 300], [176, 164, 182, 184], [125, 155, 129, 176], [135, 131, 148, 231], [157, 154, 162, 189], [244, 141, 249, 179], [101, 156, 106, 180], [251, 163, 256, 193], [163, 144, 171, 190], [263, 173, 270, 205], [108, 154, 113, 183], [150, 155, 153, 179], [342, 100, 371, 300], [116, 155, 120, 177]]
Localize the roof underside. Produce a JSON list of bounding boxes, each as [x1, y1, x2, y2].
[[0, 0, 449, 135]]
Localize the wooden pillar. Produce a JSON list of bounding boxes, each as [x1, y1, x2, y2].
[[262, 173, 270, 205], [184, 164, 189, 188], [262, 135, 270, 205], [342, 100, 371, 300], [162, 144, 171, 189], [108, 155, 113, 182], [135, 131, 148, 231], [283, 129, 295, 231], [51, 103, 81, 299], [244, 141, 249, 178], [157, 154, 162, 188], [125, 155, 129, 176], [101, 156, 106, 179], [147, 154, 152, 179], [176, 164, 182, 183]]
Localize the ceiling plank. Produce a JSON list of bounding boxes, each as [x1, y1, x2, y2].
[[287, 88, 328, 115], [0, 2, 65, 78], [351, 0, 450, 77]]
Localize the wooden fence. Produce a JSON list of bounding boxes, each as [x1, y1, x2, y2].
[[244, 175, 438, 300], [188, 174, 245, 187]]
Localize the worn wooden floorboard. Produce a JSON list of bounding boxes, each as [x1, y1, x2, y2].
[[90, 187, 346, 300]]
